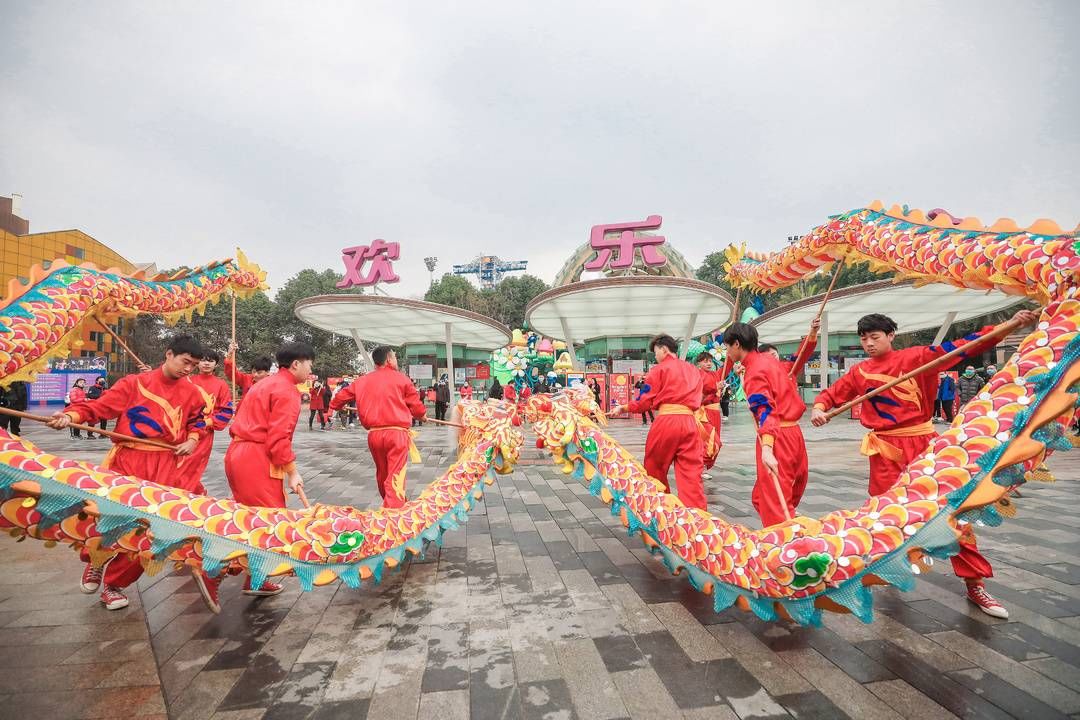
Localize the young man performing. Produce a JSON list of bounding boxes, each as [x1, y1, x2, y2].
[[47, 335, 211, 611], [224, 341, 273, 402], [693, 352, 723, 475], [194, 342, 314, 612], [811, 309, 1039, 618], [188, 349, 234, 484], [611, 335, 707, 510], [724, 323, 809, 526], [330, 346, 427, 509]]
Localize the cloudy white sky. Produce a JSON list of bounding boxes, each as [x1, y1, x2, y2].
[[2, 2, 1077, 298]]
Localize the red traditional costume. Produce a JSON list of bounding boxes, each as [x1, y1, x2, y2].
[[64, 367, 212, 589], [224, 369, 301, 508], [627, 355, 707, 510], [742, 350, 809, 526], [330, 366, 427, 508], [781, 335, 817, 379], [698, 367, 723, 469], [188, 372, 233, 486], [460, 385, 474, 400], [813, 326, 1000, 580], [222, 353, 254, 401]]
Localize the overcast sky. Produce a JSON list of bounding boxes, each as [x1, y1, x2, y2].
[[2, 2, 1077, 299]]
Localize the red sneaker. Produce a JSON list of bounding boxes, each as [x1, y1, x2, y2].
[[99, 586, 129, 611], [967, 583, 1009, 619], [80, 562, 105, 594], [243, 578, 284, 597], [190, 567, 222, 614]]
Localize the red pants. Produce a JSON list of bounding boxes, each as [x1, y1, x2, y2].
[[753, 425, 808, 527], [81, 445, 205, 589], [702, 405, 722, 470], [644, 414, 706, 510], [369, 429, 411, 509], [185, 430, 216, 491], [868, 431, 992, 581], [224, 440, 287, 508]]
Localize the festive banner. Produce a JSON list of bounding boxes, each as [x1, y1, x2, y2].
[[608, 373, 631, 417]]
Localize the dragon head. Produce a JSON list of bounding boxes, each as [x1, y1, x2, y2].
[[456, 399, 523, 474]]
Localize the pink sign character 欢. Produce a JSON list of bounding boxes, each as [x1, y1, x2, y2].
[[337, 240, 402, 288], [583, 215, 667, 271]]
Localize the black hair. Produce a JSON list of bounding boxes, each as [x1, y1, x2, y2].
[[252, 355, 274, 372], [759, 343, 777, 354], [276, 342, 315, 368], [649, 334, 679, 353], [201, 350, 222, 364], [721, 323, 758, 351], [166, 334, 204, 359], [371, 346, 394, 366], [694, 353, 713, 364], [857, 313, 898, 336]]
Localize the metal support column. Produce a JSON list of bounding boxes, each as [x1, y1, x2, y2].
[[559, 316, 581, 370], [444, 323, 457, 406], [349, 330, 375, 372], [932, 311, 958, 346], [679, 313, 699, 359]]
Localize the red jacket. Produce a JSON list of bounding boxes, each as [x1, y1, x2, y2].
[[65, 368, 211, 444], [782, 335, 817, 378], [228, 369, 301, 474], [330, 365, 426, 428], [309, 385, 330, 411], [814, 326, 999, 430], [700, 368, 723, 405], [742, 351, 806, 444], [223, 354, 254, 397], [67, 386, 87, 404], [190, 372, 233, 432], [627, 354, 703, 414]]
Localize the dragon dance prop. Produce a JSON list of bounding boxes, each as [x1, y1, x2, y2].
[[0, 202, 1077, 626], [0, 251, 267, 386]]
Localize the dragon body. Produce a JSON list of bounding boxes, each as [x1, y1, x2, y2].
[[0, 204, 1075, 625]]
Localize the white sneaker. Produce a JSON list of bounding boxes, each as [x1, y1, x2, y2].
[[702, 472, 713, 480]]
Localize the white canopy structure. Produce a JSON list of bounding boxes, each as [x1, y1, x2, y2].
[[295, 295, 512, 402], [752, 279, 1026, 387], [525, 276, 736, 367]]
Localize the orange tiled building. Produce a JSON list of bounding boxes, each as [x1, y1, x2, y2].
[[0, 196, 141, 376]]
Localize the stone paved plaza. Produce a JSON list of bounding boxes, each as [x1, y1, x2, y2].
[[1, 409, 1079, 720]]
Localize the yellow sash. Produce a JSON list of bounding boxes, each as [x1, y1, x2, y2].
[[658, 405, 718, 459], [369, 426, 422, 464], [860, 421, 935, 462]]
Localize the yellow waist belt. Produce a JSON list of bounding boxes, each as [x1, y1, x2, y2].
[[368, 426, 422, 464], [657, 404, 720, 457], [703, 402, 721, 412], [860, 421, 935, 462], [103, 440, 178, 471]]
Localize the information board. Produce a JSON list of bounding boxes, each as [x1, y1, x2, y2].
[[408, 364, 433, 380]]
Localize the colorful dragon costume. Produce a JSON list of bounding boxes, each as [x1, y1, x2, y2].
[[0, 203, 1077, 625]]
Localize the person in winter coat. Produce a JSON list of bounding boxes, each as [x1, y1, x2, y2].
[[956, 365, 983, 407], [934, 371, 956, 423], [489, 379, 503, 400], [308, 380, 332, 430], [85, 377, 109, 438], [66, 378, 88, 438], [0, 381, 29, 435], [435, 377, 451, 421]]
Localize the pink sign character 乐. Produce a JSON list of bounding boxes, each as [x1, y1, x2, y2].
[[337, 240, 402, 288], [583, 215, 667, 271]]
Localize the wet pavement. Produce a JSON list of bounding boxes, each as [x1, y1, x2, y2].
[[1, 409, 1079, 720]]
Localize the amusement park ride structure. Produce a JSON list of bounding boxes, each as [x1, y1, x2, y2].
[[452, 255, 528, 289]]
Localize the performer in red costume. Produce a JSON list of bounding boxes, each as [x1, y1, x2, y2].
[[692, 352, 722, 473], [460, 383, 474, 401], [611, 335, 707, 510], [188, 350, 233, 485], [723, 323, 808, 527], [811, 309, 1039, 618], [330, 346, 427, 508], [47, 335, 211, 611], [760, 317, 820, 380], [190, 342, 314, 612], [224, 341, 273, 401]]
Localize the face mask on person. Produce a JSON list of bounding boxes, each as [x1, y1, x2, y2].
[[963, 369, 975, 377]]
